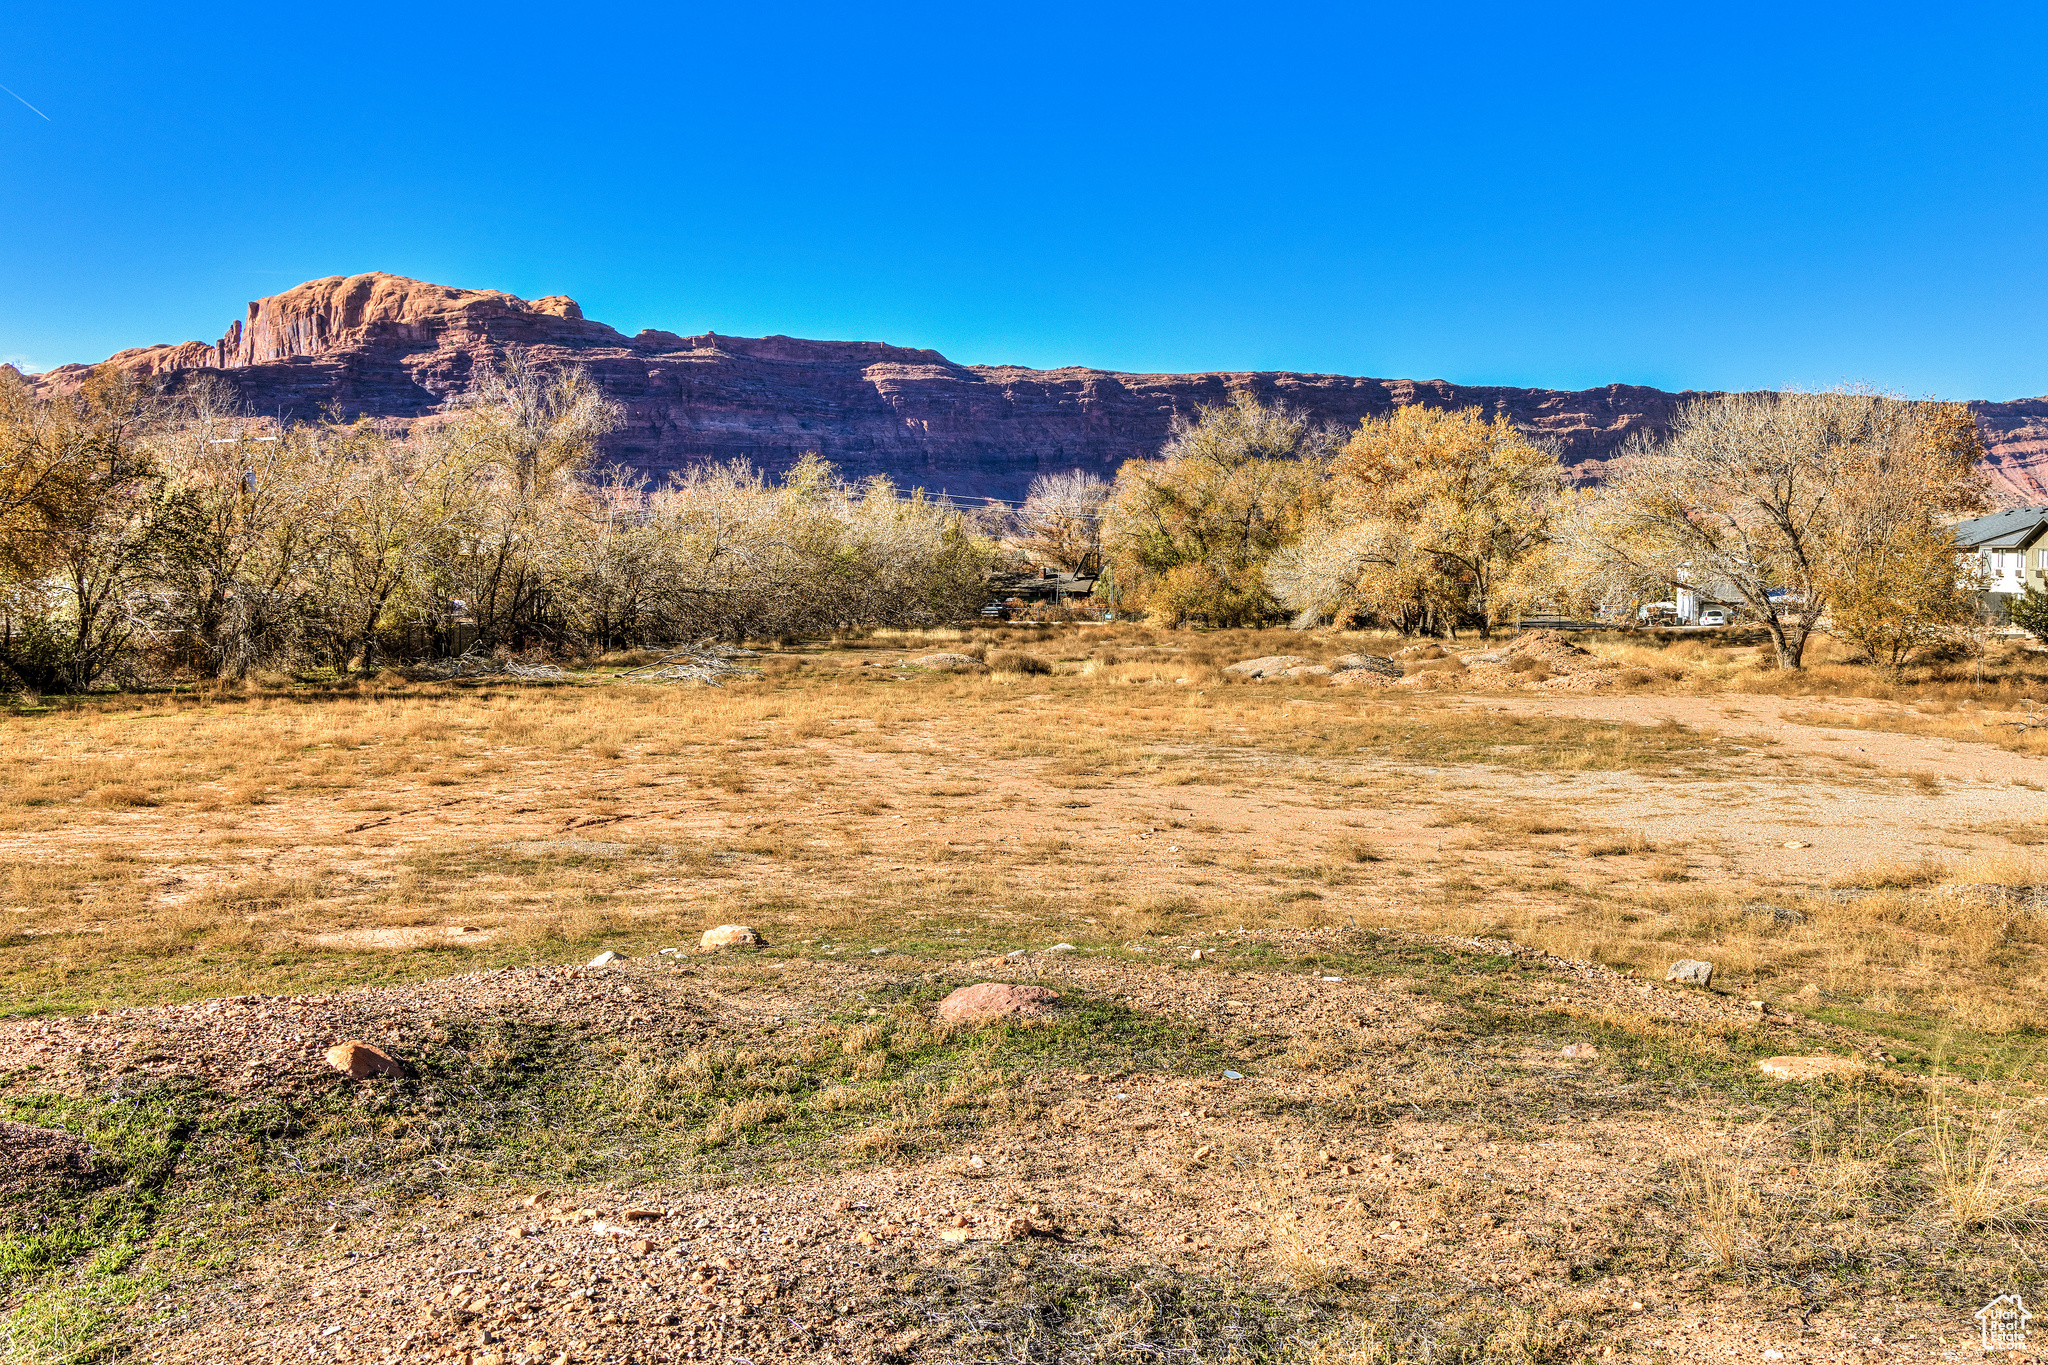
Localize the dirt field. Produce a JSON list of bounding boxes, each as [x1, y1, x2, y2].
[[4, 625, 2046, 1363]]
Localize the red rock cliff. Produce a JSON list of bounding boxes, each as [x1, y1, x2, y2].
[[33, 273, 2048, 503]]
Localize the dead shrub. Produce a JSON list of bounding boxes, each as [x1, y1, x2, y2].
[[986, 650, 1052, 675], [1338, 839, 1385, 863]]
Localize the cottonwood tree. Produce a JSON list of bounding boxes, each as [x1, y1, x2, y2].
[[556, 466, 668, 654], [1277, 405, 1562, 638], [1826, 516, 1985, 677], [0, 367, 169, 691], [149, 377, 327, 680], [1578, 389, 1986, 669], [1264, 520, 1459, 632], [631, 455, 995, 640], [1817, 400, 1989, 673], [1102, 394, 1331, 627], [422, 357, 623, 651], [299, 419, 467, 670]]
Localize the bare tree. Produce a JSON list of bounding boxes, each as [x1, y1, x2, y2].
[[1016, 470, 1109, 573], [0, 362, 1001, 684], [1579, 389, 1985, 668], [150, 377, 326, 679], [424, 357, 623, 651]]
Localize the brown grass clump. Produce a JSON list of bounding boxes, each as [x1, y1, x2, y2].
[[985, 650, 1053, 676], [1670, 1132, 1771, 1268], [1925, 1082, 2028, 1229]]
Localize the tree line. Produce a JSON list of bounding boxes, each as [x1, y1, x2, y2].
[[1014, 387, 1989, 671], [0, 361, 994, 691], [0, 359, 1993, 691]]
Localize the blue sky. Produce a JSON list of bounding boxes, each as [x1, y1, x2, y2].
[[3, 2, 2043, 398]]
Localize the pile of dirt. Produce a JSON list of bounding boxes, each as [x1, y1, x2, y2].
[[1223, 654, 1310, 679], [0, 1119, 100, 1197], [1460, 630, 1619, 693], [1392, 666, 1467, 691], [1232, 653, 1400, 685], [1330, 652, 1401, 678]]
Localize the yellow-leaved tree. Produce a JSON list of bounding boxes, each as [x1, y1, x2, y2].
[[1816, 400, 1989, 676], [1101, 394, 1330, 627], [1266, 405, 1563, 637]]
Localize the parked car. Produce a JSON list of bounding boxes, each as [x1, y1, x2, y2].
[[980, 602, 1011, 619], [1698, 608, 1731, 626]]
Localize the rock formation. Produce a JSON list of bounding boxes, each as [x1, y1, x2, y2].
[[27, 272, 2048, 502]]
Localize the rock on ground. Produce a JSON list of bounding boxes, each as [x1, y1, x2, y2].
[[1223, 655, 1309, 679], [324, 1041, 404, 1080], [1665, 959, 1715, 987], [1330, 653, 1401, 678], [1758, 1055, 1863, 1081], [700, 924, 767, 951], [936, 983, 1062, 1025], [1462, 629, 1622, 693], [910, 653, 987, 672]]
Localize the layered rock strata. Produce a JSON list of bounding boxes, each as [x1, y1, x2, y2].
[[27, 273, 2048, 502]]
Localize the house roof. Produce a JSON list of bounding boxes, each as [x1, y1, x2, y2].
[[1954, 507, 2048, 550]]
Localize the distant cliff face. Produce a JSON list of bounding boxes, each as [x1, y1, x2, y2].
[[31, 273, 2048, 503]]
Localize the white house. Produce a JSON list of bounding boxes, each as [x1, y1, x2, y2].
[[1953, 506, 2048, 602]]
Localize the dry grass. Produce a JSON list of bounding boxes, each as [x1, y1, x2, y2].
[[1923, 1077, 2042, 1230], [7, 626, 2048, 1127], [1669, 1129, 1772, 1268], [1254, 1145, 1374, 1292], [12, 617, 2048, 1362], [6, 624, 2046, 1043]]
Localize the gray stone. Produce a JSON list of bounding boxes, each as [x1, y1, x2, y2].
[[1332, 654, 1401, 676], [588, 950, 625, 967], [1665, 959, 1715, 987], [910, 652, 986, 672], [1223, 655, 1310, 679]]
